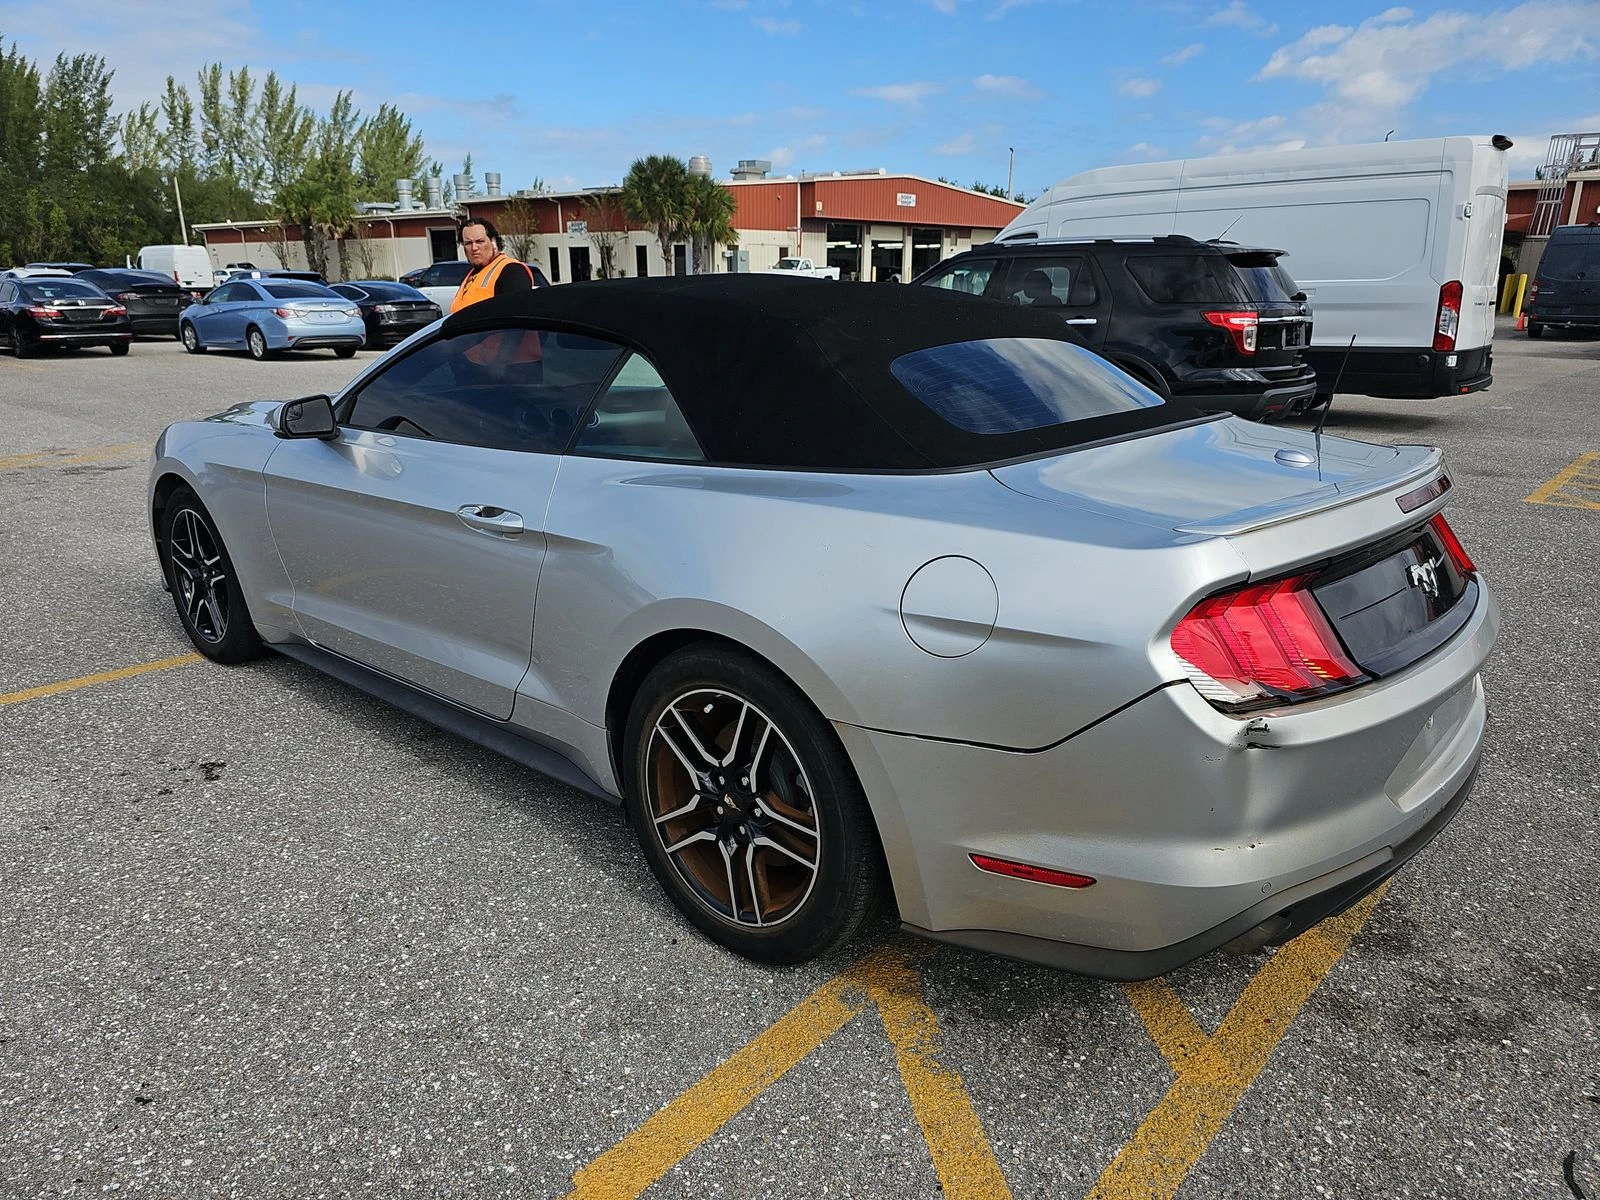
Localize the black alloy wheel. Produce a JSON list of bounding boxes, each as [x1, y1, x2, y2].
[[160, 488, 263, 664], [624, 646, 886, 964], [180, 323, 204, 354], [10, 326, 33, 359]]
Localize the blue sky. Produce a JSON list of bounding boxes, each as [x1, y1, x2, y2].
[[8, 0, 1599, 195]]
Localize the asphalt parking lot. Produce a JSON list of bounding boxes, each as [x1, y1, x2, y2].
[[1, 324, 1596, 1199]]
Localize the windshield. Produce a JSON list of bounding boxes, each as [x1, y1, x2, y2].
[[21, 280, 106, 300], [890, 337, 1163, 435], [776, 259, 802, 269], [263, 282, 338, 299]]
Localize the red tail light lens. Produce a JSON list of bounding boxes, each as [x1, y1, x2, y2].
[[103, 305, 127, 317], [115, 291, 140, 301], [1171, 574, 1364, 709], [24, 306, 60, 319], [1202, 309, 1259, 355], [1428, 512, 1475, 574], [1433, 280, 1462, 352]]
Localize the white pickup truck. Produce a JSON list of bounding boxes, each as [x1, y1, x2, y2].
[[762, 257, 840, 280]]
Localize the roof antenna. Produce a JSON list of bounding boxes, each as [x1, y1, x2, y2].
[[1313, 334, 1357, 478], [1211, 212, 1244, 243], [1384, 130, 1395, 142]]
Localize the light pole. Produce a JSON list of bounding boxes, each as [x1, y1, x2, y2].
[[172, 174, 189, 244], [1007, 147, 1015, 201]]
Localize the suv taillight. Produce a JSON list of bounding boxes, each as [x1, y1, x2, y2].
[[1526, 280, 1538, 310], [1433, 280, 1462, 352], [1170, 574, 1365, 710], [1202, 309, 1259, 355]]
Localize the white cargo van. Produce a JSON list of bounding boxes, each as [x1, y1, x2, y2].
[[998, 136, 1513, 399], [138, 244, 214, 293]]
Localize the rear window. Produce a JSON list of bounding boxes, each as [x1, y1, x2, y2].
[[436, 262, 471, 284], [889, 337, 1162, 435], [1539, 231, 1596, 280], [1125, 255, 1231, 304], [1224, 253, 1300, 303], [21, 280, 105, 300], [263, 282, 337, 299]]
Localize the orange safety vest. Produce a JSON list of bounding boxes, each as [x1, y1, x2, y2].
[[450, 252, 534, 313]]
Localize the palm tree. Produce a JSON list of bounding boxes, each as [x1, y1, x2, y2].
[[684, 172, 737, 274], [621, 154, 690, 276]]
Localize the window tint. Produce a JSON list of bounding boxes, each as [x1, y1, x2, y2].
[[1125, 255, 1229, 304], [999, 258, 1096, 308], [572, 353, 704, 462], [890, 337, 1162, 435], [923, 258, 998, 296], [1224, 253, 1298, 303], [1539, 230, 1597, 280], [332, 285, 366, 300], [345, 328, 627, 453], [435, 261, 471, 285], [213, 283, 253, 303], [0, 282, 14, 303], [20, 280, 106, 300], [263, 282, 336, 299]]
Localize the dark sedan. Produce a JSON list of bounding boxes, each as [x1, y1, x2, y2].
[[0, 276, 132, 357], [78, 269, 190, 336], [331, 280, 443, 347]]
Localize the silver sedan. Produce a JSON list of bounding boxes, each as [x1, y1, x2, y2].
[[147, 276, 1497, 978]]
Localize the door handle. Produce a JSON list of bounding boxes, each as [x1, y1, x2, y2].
[[456, 504, 524, 537], [1064, 317, 1098, 326]]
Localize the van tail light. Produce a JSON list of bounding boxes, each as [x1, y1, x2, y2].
[[1170, 574, 1365, 710], [1433, 280, 1462, 351], [1202, 309, 1259, 355], [1428, 512, 1475, 574], [1526, 280, 1538, 310], [25, 306, 61, 319]]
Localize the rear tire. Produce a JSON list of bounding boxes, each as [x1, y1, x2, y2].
[[180, 322, 205, 354], [108, 341, 129, 357], [159, 487, 265, 664], [334, 346, 358, 359], [247, 326, 270, 361], [623, 645, 887, 965], [11, 327, 34, 359], [1527, 321, 1544, 339]]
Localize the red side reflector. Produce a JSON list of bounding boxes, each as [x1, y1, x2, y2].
[[969, 854, 1095, 889], [1428, 512, 1475, 574], [1396, 474, 1451, 513]]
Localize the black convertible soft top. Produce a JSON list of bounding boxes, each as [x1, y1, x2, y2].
[[441, 274, 1196, 470]]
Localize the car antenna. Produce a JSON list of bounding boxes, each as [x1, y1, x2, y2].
[[1210, 213, 1245, 243], [1313, 335, 1357, 478]]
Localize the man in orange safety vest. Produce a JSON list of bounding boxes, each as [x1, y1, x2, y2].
[[451, 218, 537, 313]]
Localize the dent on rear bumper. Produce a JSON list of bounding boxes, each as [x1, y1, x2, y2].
[[837, 586, 1498, 974]]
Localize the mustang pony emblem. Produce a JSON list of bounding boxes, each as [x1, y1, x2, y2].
[[1408, 555, 1444, 599]]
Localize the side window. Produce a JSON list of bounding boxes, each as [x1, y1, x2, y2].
[[922, 257, 998, 296], [999, 257, 1096, 308], [571, 353, 704, 463], [344, 328, 626, 454], [1125, 255, 1228, 304], [0, 282, 14, 304]]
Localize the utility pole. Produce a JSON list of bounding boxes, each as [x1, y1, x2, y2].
[[173, 174, 189, 244], [1007, 147, 1015, 201]]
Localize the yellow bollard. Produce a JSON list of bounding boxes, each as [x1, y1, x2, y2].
[[1511, 273, 1528, 319], [1499, 274, 1517, 314]]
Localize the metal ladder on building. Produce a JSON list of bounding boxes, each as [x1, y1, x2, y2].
[[1530, 132, 1600, 237]]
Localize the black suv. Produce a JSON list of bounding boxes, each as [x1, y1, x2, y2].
[[912, 235, 1317, 420], [1526, 223, 1600, 338]]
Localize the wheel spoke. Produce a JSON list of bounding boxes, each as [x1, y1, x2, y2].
[[721, 702, 749, 767], [746, 722, 773, 793], [753, 834, 816, 872], [652, 792, 704, 827], [670, 706, 725, 769], [743, 841, 764, 927], [754, 797, 818, 843], [719, 839, 743, 925], [655, 720, 712, 789], [202, 589, 226, 637], [662, 828, 719, 857]]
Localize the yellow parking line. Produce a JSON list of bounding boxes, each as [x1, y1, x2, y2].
[[0, 356, 46, 373], [1524, 451, 1600, 509], [0, 441, 146, 472], [1091, 883, 1391, 1200], [0, 653, 203, 708]]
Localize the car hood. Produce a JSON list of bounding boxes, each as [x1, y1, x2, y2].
[[989, 417, 1441, 536], [203, 400, 282, 429]]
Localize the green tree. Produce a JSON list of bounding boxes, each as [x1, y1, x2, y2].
[[256, 71, 313, 200], [621, 154, 691, 276], [42, 51, 117, 177], [160, 76, 197, 174], [684, 171, 736, 274], [355, 103, 426, 201]]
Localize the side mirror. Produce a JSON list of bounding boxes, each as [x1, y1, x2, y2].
[[275, 394, 338, 439]]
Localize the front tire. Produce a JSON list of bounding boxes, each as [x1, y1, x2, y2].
[[180, 322, 205, 354], [246, 327, 270, 361], [160, 488, 264, 664], [624, 646, 886, 964]]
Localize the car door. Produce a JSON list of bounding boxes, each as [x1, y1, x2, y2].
[[194, 283, 245, 344], [917, 255, 1001, 297], [262, 325, 627, 719], [995, 255, 1112, 351], [0, 282, 15, 341]]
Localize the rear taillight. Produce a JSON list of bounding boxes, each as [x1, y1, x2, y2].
[[273, 307, 302, 318], [24, 306, 60, 319], [1428, 512, 1475, 574], [115, 291, 140, 301], [102, 305, 127, 317], [1202, 309, 1259, 355], [1171, 574, 1364, 710], [1434, 280, 1462, 352]]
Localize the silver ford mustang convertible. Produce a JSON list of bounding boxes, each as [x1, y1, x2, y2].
[[149, 276, 1497, 978]]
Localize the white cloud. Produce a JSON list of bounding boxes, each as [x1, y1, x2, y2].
[[854, 82, 943, 106], [753, 16, 801, 34], [1162, 42, 1205, 65], [1207, 0, 1278, 36], [1118, 77, 1162, 98], [785, 105, 828, 122], [1119, 142, 1169, 162], [973, 73, 1043, 100], [765, 133, 827, 170], [936, 133, 979, 155]]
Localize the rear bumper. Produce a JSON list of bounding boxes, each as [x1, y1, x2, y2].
[[1527, 309, 1600, 328], [1304, 343, 1493, 399], [837, 584, 1498, 979], [1173, 366, 1319, 420], [34, 327, 133, 344]]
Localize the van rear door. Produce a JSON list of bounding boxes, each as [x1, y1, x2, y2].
[[1535, 228, 1600, 319]]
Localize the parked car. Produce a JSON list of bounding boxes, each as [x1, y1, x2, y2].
[[0, 275, 132, 356], [762, 257, 841, 280], [178, 278, 364, 360], [78, 269, 190, 336], [1525, 224, 1600, 338], [330, 280, 443, 347], [2, 267, 74, 280], [399, 259, 549, 309], [148, 276, 1495, 978], [212, 261, 259, 285], [24, 261, 97, 273], [914, 235, 1318, 420]]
